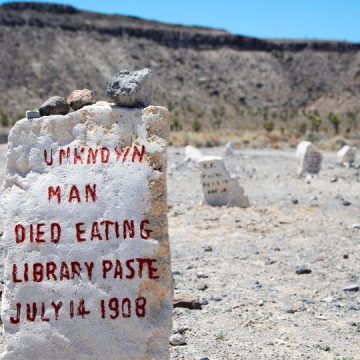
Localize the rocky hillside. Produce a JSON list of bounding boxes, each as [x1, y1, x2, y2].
[[1, 2, 360, 131]]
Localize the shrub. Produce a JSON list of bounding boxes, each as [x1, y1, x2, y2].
[[298, 122, 307, 135], [328, 112, 341, 134], [263, 120, 274, 132], [191, 119, 202, 132]]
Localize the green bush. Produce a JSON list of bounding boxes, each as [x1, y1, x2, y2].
[[0, 112, 9, 127], [328, 112, 341, 134], [298, 122, 307, 135], [263, 120, 274, 132], [192, 119, 202, 132]]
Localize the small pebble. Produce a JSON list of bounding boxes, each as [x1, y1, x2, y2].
[[296, 265, 312, 275], [196, 282, 208, 291], [174, 325, 189, 334], [343, 285, 360, 292], [197, 272, 208, 279], [169, 333, 186, 346]]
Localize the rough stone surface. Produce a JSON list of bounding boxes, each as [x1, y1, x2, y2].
[[67, 89, 96, 111], [106, 68, 153, 107], [0, 103, 172, 359], [199, 156, 250, 207], [296, 141, 323, 175], [39, 96, 70, 116], [337, 145, 356, 165]]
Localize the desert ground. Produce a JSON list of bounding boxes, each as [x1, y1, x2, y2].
[[0, 144, 359, 359]]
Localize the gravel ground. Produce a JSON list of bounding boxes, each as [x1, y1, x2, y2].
[[168, 147, 360, 360], [0, 145, 360, 359]]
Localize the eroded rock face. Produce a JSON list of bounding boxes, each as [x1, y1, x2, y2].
[[0, 102, 172, 359], [39, 96, 70, 116], [106, 68, 153, 107], [199, 156, 250, 207], [296, 141, 323, 175], [67, 89, 96, 111], [337, 145, 356, 165]]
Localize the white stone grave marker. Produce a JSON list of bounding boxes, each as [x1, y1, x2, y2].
[[184, 145, 203, 162], [199, 156, 250, 207], [337, 145, 356, 165], [0, 103, 172, 359], [296, 140, 323, 176]]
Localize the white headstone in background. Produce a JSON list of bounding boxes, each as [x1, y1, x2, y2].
[[0, 103, 172, 359], [296, 140, 323, 176], [224, 142, 235, 156], [199, 156, 250, 207], [184, 145, 203, 162], [337, 145, 356, 165]]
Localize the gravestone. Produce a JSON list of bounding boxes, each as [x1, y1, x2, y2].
[[184, 145, 203, 162], [199, 156, 250, 207], [296, 141, 323, 176], [337, 145, 356, 165], [223, 142, 234, 156], [0, 102, 172, 359]]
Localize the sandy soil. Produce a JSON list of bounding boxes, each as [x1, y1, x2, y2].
[[0, 145, 360, 359]]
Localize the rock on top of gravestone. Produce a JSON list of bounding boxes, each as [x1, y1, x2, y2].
[[67, 89, 96, 111], [39, 96, 70, 116], [106, 68, 153, 107]]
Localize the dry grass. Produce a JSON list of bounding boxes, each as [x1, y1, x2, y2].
[[169, 130, 360, 151]]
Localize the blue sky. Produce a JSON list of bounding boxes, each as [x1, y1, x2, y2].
[[4, 0, 360, 42]]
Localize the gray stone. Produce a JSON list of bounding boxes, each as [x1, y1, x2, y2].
[[310, 196, 319, 207], [343, 285, 360, 292], [106, 68, 153, 107], [25, 110, 40, 119], [39, 96, 70, 116], [169, 334, 187, 346], [174, 325, 189, 334], [296, 265, 312, 275], [196, 282, 208, 291], [67, 89, 96, 110], [342, 199, 351, 206], [197, 271, 208, 278]]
